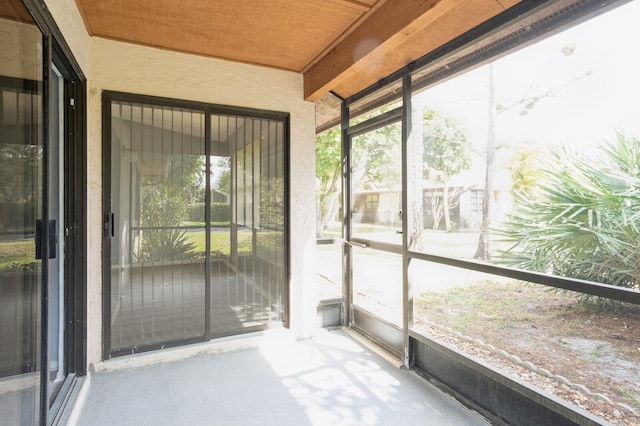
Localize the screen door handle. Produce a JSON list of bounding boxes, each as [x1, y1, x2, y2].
[[35, 219, 57, 259], [103, 213, 115, 238], [342, 239, 368, 249]]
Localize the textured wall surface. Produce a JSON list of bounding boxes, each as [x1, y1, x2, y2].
[[45, 0, 90, 74], [41, 0, 317, 369], [87, 38, 317, 367]]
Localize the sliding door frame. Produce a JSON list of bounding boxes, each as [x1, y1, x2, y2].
[[15, 1, 88, 423], [102, 91, 290, 359]]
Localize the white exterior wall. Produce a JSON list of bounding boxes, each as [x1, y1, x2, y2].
[[44, 0, 317, 371], [45, 0, 90, 73]]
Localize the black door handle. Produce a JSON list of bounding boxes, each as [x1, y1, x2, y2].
[[103, 213, 115, 238], [35, 219, 57, 259]]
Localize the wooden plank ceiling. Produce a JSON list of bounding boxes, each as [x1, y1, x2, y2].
[[74, 0, 521, 101], [1, 0, 37, 22]]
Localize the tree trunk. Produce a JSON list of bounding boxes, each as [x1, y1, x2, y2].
[[430, 193, 443, 231], [474, 64, 496, 260], [316, 171, 341, 238], [409, 102, 424, 251], [443, 181, 451, 232]]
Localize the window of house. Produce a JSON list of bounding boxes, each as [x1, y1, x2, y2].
[[470, 189, 483, 215], [365, 194, 378, 210]]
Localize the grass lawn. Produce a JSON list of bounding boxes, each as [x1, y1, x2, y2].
[[185, 231, 252, 255], [186, 230, 284, 256], [0, 240, 36, 271]]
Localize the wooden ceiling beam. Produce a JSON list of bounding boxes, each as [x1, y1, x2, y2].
[[303, 0, 515, 101], [336, 0, 374, 12], [300, 0, 388, 74], [304, 0, 443, 101]]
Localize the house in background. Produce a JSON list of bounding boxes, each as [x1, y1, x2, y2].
[[2, 0, 638, 424], [353, 186, 483, 231], [352, 189, 402, 226]]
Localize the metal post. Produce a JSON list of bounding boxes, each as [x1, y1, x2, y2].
[[401, 75, 413, 368], [339, 95, 352, 327]]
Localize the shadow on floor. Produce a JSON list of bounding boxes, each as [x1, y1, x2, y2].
[[73, 329, 489, 426]]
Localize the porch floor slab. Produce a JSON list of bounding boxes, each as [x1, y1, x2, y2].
[[72, 329, 489, 425]]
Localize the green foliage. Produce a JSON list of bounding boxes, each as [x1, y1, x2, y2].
[[352, 121, 402, 191], [257, 230, 285, 257], [422, 109, 472, 231], [314, 108, 471, 236], [189, 203, 206, 222], [422, 109, 472, 182], [167, 155, 205, 204], [316, 128, 342, 199], [509, 144, 545, 197], [315, 120, 402, 236], [496, 132, 640, 291], [137, 228, 198, 262], [0, 241, 37, 272], [137, 185, 197, 262], [260, 177, 285, 229], [212, 202, 231, 222], [0, 144, 42, 204], [188, 202, 230, 223], [316, 128, 342, 237], [213, 157, 231, 195]]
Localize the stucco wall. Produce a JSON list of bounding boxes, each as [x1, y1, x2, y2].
[[43, 0, 317, 370], [86, 39, 316, 367], [45, 0, 90, 74]]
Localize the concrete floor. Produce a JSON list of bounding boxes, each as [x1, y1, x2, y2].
[[71, 329, 490, 426]]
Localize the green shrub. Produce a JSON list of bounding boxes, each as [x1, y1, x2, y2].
[[211, 203, 230, 222], [495, 132, 640, 292], [189, 203, 206, 222], [136, 185, 196, 262]]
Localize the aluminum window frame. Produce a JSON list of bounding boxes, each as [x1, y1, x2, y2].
[[338, 0, 639, 423], [101, 90, 291, 358]]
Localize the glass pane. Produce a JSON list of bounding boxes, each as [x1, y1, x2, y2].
[[348, 79, 403, 127], [411, 2, 640, 423], [0, 3, 43, 423], [210, 116, 286, 335], [316, 127, 342, 240], [315, 127, 343, 301], [412, 1, 640, 292], [48, 65, 65, 403], [351, 122, 402, 244], [209, 114, 233, 334], [411, 260, 640, 426], [110, 102, 206, 351], [316, 242, 342, 301], [353, 248, 402, 326]]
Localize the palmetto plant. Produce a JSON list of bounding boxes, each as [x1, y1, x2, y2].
[[137, 184, 196, 262], [496, 132, 640, 292]]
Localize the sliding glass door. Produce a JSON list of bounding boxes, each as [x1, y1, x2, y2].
[[0, 6, 44, 424], [107, 101, 207, 354], [0, 3, 86, 423], [209, 114, 286, 336], [104, 94, 288, 357]]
